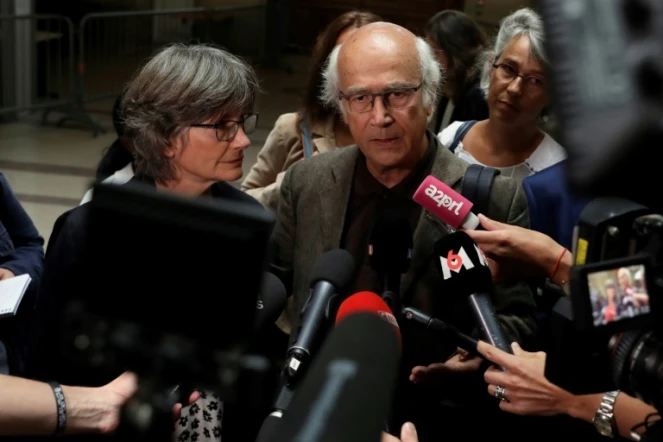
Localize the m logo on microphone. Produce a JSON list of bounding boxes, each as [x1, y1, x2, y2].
[[440, 244, 488, 280], [424, 184, 464, 216]]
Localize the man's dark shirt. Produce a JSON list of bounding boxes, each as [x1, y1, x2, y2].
[[340, 132, 438, 294]]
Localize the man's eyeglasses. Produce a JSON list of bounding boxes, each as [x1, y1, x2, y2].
[[492, 63, 545, 91], [338, 83, 423, 113], [190, 113, 259, 142]]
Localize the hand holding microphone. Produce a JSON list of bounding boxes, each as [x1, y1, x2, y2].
[[464, 214, 571, 284]]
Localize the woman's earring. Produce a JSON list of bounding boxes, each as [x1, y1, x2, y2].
[[541, 111, 550, 124]]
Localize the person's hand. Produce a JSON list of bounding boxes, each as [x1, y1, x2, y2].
[[172, 390, 201, 421], [381, 422, 418, 442], [464, 214, 563, 281], [0, 268, 16, 280], [62, 371, 139, 434], [409, 348, 483, 385], [477, 341, 574, 416]]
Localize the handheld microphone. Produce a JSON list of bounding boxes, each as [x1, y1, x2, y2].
[[401, 307, 482, 359], [432, 232, 513, 363], [368, 211, 412, 311], [257, 291, 401, 442], [254, 272, 288, 332], [413, 175, 480, 230], [266, 313, 401, 442], [269, 250, 355, 419], [335, 291, 401, 347]]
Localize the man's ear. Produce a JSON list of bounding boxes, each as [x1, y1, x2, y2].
[[425, 101, 434, 117], [339, 105, 348, 125]]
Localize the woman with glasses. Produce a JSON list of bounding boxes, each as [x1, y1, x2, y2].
[[30, 43, 262, 442], [241, 10, 381, 212], [437, 8, 566, 182]]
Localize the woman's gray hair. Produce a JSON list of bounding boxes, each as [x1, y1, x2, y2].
[[122, 43, 260, 184], [320, 37, 442, 117], [479, 8, 548, 98]]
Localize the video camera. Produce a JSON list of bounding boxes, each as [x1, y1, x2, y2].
[[545, 198, 663, 415], [59, 182, 276, 441]]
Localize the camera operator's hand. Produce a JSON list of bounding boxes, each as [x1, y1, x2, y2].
[[381, 422, 419, 442], [477, 341, 574, 416], [464, 215, 571, 285], [409, 348, 483, 385]]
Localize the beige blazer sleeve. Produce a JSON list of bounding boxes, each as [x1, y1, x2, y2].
[[241, 113, 304, 212]]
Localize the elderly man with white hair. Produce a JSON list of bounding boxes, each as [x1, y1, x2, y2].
[[270, 22, 537, 440]]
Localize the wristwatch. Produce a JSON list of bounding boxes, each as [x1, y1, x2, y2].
[[593, 390, 620, 437]]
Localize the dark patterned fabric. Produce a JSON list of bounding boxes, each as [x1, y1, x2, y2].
[[175, 391, 223, 442]]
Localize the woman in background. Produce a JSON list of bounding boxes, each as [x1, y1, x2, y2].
[[425, 10, 489, 132], [80, 92, 134, 205], [96, 92, 132, 181], [241, 10, 381, 212], [438, 8, 566, 183]]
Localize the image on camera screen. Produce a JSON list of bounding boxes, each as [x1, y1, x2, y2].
[[588, 264, 650, 327]]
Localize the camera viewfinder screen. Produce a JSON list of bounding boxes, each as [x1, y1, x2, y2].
[[588, 264, 650, 327]]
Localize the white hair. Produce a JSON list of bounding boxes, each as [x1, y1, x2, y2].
[[320, 36, 442, 118], [479, 8, 548, 98]]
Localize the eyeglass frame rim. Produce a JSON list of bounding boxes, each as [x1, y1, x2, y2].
[[189, 113, 260, 141], [491, 62, 545, 86], [337, 82, 424, 113]]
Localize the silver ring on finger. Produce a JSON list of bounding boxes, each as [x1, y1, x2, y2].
[[494, 385, 507, 402]]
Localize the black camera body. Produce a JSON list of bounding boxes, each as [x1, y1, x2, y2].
[[545, 197, 663, 411]]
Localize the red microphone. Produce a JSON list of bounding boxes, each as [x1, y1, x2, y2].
[[413, 175, 479, 230], [336, 291, 401, 346]]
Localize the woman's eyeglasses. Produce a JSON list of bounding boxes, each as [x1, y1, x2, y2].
[[492, 63, 545, 91], [190, 113, 259, 142]]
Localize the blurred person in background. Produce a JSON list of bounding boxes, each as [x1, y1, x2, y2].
[[0, 172, 44, 376], [29, 42, 263, 442], [424, 10, 489, 133], [438, 8, 566, 183], [79, 92, 134, 206], [241, 10, 381, 212], [96, 92, 133, 181]]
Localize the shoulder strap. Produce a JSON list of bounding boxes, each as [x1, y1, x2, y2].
[[298, 116, 314, 158], [448, 120, 478, 153], [461, 164, 501, 218]]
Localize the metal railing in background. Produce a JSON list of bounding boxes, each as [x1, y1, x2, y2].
[[0, 4, 267, 137], [75, 4, 267, 136], [0, 14, 77, 125]]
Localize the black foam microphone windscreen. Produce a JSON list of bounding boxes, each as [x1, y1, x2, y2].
[[432, 232, 513, 356], [272, 250, 356, 414], [254, 272, 288, 332], [294, 249, 356, 356], [268, 312, 400, 442]]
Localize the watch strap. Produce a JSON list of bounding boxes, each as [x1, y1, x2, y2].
[[593, 390, 620, 437]]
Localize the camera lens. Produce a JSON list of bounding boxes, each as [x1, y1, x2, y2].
[[609, 330, 663, 408]]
